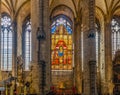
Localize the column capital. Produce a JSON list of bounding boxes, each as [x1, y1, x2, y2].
[[74, 17, 81, 26]]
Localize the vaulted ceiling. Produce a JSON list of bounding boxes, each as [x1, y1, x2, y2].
[[49, 0, 120, 17], [1, 0, 30, 18], [1, 0, 120, 18]]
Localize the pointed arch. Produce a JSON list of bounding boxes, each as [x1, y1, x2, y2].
[[51, 15, 73, 70], [0, 13, 13, 71], [22, 15, 31, 70], [111, 16, 120, 58]]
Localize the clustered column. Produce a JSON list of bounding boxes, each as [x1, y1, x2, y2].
[[82, 0, 97, 94], [104, 17, 114, 95]]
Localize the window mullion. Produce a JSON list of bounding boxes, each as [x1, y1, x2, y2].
[[7, 31, 9, 71]]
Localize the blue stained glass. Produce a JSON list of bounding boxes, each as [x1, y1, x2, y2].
[[51, 17, 72, 34], [51, 25, 56, 33], [51, 15, 73, 70], [66, 26, 72, 34]]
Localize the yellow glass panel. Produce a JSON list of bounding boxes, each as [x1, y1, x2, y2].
[[52, 35, 54, 38], [69, 36, 72, 39], [68, 65, 72, 69], [68, 45, 71, 49], [60, 35, 62, 39], [52, 39, 54, 43], [52, 65, 54, 69], [56, 40, 58, 44], [64, 40, 67, 43], [51, 20, 73, 70], [56, 35, 59, 39], [55, 65, 59, 69], [64, 65, 67, 69], [64, 35, 67, 39], [69, 40, 72, 44]]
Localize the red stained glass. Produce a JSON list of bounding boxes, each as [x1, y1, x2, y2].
[[51, 17, 73, 70]]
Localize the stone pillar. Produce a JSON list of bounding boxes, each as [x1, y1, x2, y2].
[[104, 17, 113, 95], [12, 20, 17, 77], [31, 0, 40, 62], [39, 0, 51, 94], [31, 0, 41, 94], [31, 62, 41, 94], [74, 17, 82, 94], [43, 0, 51, 93], [82, 0, 97, 94], [31, 0, 50, 94], [82, 0, 90, 94], [99, 19, 106, 95]]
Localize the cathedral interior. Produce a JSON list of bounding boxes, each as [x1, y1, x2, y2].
[[1, 0, 120, 95]]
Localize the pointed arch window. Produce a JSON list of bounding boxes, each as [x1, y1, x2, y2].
[[51, 15, 73, 70], [95, 21, 100, 69], [22, 17, 31, 70], [111, 17, 120, 58], [1, 14, 13, 71]]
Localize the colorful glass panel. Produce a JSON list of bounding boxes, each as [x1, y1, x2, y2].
[[51, 16, 73, 70]]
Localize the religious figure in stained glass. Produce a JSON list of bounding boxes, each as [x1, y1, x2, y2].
[[51, 16, 73, 70]]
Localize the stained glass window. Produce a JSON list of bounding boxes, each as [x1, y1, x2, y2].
[[1, 14, 13, 71], [51, 15, 73, 70], [22, 17, 31, 70], [111, 17, 120, 58]]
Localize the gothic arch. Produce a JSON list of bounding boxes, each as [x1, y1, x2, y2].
[[1, 2, 11, 15], [22, 15, 31, 70], [111, 15, 120, 58], [112, 7, 120, 17], [0, 13, 13, 71], [95, 7, 105, 28], [95, 6, 106, 84], [16, 0, 30, 56], [50, 5, 74, 22], [17, 1, 30, 25], [50, 5, 75, 90], [49, 0, 76, 17]]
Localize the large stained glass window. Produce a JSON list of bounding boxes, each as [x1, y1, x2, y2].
[[22, 17, 31, 70], [1, 14, 13, 71], [51, 15, 73, 70], [111, 17, 120, 58]]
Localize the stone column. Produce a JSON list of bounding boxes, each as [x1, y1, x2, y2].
[[31, 0, 41, 94], [104, 17, 113, 95], [99, 19, 106, 95], [43, 0, 51, 93], [74, 17, 82, 94], [31, 0, 40, 62], [82, 0, 90, 94], [12, 20, 17, 77], [82, 0, 97, 94], [31, 0, 50, 94]]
